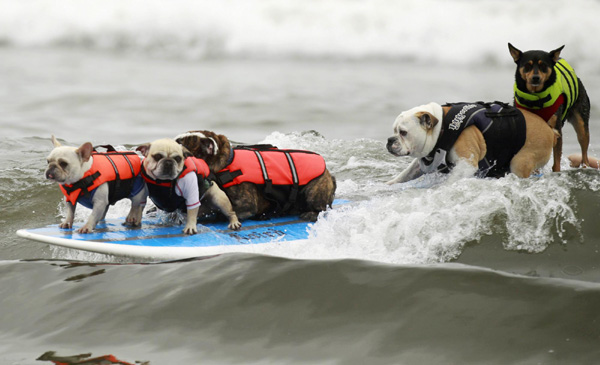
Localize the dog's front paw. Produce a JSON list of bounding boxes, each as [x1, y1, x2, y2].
[[76, 225, 94, 234], [183, 224, 198, 235], [58, 221, 73, 229], [124, 215, 142, 227], [228, 220, 242, 230]]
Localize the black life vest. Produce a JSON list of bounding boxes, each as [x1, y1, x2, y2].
[[214, 146, 327, 212], [420, 101, 527, 178], [141, 157, 211, 212]]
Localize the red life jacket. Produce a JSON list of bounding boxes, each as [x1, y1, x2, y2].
[[141, 156, 210, 212], [215, 147, 327, 211], [60, 151, 142, 207]]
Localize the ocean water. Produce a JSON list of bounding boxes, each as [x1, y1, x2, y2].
[[2, 1, 600, 364]]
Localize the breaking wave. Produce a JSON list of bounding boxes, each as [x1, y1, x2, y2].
[[1, 0, 599, 69]]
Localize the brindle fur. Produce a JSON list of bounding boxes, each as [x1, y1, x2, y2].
[[176, 130, 336, 222]]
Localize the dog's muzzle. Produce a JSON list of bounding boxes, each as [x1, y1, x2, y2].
[[387, 136, 402, 156], [156, 159, 179, 179]]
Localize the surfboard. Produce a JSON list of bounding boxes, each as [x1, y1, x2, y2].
[[17, 200, 347, 260]]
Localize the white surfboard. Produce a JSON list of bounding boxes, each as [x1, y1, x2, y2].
[[17, 200, 346, 260]]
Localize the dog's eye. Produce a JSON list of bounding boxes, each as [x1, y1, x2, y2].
[[173, 156, 182, 163], [399, 130, 407, 137], [152, 154, 163, 161], [523, 62, 533, 72], [538, 61, 548, 72], [59, 161, 68, 169]]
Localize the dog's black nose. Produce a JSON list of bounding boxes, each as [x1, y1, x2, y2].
[[386, 137, 397, 151], [531, 75, 541, 84]]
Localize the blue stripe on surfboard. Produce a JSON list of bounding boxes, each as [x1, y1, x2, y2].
[[25, 216, 311, 248]]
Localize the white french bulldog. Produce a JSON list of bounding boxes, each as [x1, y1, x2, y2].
[[137, 138, 241, 234], [386, 102, 556, 184], [45, 136, 147, 233]]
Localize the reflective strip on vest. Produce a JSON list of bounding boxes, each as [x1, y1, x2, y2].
[[217, 149, 326, 188]]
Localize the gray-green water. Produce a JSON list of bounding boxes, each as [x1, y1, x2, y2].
[[2, 28, 600, 365]]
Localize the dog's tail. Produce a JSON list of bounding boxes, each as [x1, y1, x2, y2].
[[552, 129, 561, 147]]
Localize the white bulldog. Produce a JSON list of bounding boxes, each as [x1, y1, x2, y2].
[[386, 102, 557, 184]]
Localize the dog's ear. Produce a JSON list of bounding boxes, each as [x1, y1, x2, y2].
[[76, 142, 93, 162], [136, 143, 151, 157], [508, 43, 521, 63], [417, 112, 437, 131], [549, 45, 565, 63], [216, 133, 227, 145], [51, 135, 62, 148]]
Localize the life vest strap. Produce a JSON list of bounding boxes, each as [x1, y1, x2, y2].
[[515, 93, 552, 109], [215, 170, 244, 186], [235, 144, 276, 151], [62, 171, 101, 195], [93, 144, 118, 152], [482, 101, 519, 118]]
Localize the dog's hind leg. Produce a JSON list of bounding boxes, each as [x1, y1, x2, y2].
[[569, 80, 591, 168], [570, 111, 591, 167], [509, 157, 536, 178], [299, 171, 336, 222], [225, 183, 269, 220], [511, 115, 555, 177], [551, 134, 563, 172]]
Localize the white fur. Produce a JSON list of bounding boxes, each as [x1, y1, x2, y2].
[[388, 102, 443, 158], [386, 102, 444, 184], [46, 136, 147, 233]]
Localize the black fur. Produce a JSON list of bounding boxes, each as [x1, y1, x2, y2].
[[509, 43, 591, 170]]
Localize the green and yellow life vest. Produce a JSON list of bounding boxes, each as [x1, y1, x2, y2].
[[513, 59, 579, 122]]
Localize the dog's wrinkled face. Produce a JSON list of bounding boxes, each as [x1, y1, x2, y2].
[[175, 131, 219, 159], [45, 136, 93, 185], [386, 103, 442, 158], [175, 130, 232, 171], [509, 43, 564, 93], [137, 138, 187, 180]]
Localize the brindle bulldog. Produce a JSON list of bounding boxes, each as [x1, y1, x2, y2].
[[175, 130, 336, 222]]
